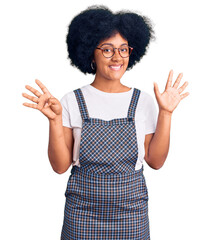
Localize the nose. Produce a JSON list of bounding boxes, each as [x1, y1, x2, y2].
[[112, 48, 122, 61]]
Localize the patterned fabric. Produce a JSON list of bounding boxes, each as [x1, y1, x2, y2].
[[73, 88, 140, 174], [61, 88, 150, 239]]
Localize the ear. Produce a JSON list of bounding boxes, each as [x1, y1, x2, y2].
[[91, 60, 96, 71], [92, 59, 96, 67]]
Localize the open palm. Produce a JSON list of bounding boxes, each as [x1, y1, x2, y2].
[[154, 70, 189, 113], [22, 79, 62, 120]]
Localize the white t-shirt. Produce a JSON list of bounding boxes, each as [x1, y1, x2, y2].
[[60, 84, 158, 170]]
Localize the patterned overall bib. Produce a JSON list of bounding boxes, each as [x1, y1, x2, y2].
[[61, 88, 150, 239]]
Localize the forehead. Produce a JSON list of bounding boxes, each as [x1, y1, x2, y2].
[[98, 32, 128, 46]]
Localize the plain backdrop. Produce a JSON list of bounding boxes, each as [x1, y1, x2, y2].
[[1, 0, 211, 239]]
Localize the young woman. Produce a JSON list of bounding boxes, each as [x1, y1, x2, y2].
[[22, 5, 189, 240]]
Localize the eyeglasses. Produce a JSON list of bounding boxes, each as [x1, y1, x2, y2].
[[96, 45, 133, 58]]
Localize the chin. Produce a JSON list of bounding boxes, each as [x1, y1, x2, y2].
[[105, 72, 124, 81], [96, 68, 126, 81], [109, 69, 126, 79]]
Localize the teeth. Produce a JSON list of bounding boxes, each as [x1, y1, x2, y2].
[[110, 65, 122, 70]]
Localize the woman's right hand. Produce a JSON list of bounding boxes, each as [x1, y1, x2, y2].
[[22, 79, 62, 121]]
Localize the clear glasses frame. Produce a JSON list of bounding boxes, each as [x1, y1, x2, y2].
[[96, 45, 133, 58]]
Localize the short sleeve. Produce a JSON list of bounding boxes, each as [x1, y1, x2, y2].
[[145, 96, 158, 134], [60, 94, 72, 128]]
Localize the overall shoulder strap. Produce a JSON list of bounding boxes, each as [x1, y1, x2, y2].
[[127, 88, 141, 120], [73, 88, 90, 121]]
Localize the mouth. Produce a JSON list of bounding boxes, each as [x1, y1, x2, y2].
[[109, 64, 123, 71]]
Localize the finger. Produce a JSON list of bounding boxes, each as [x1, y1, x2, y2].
[[154, 82, 161, 99], [46, 97, 56, 107], [173, 73, 183, 89], [178, 81, 188, 94], [23, 102, 39, 109], [47, 97, 58, 105], [37, 94, 52, 109], [165, 69, 173, 90], [35, 79, 52, 95], [25, 84, 42, 97], [180, 92, 189, 100], [22, 92, 39, 104]]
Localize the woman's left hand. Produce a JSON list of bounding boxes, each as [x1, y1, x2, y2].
[[153, 70, 189, 114]]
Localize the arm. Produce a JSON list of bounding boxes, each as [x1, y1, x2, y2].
[[22, 79, 73, 174], [48, 117, 73, 174], [145, 70, 189, 170], [144, 111, 171, 169]]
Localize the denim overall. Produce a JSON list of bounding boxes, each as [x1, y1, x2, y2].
[[61, 88, 150, 239]]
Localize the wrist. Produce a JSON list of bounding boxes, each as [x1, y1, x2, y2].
[[159, 109, 173, 117], [49, 115, 63, 124]]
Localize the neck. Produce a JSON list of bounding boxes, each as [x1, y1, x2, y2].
[[91, 74, 128, 93]]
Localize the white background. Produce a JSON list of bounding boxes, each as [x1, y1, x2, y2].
[[1, 0, 210, 239]]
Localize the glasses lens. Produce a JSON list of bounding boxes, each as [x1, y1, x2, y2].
[[119, 46, 130, 58], [102, 46, 114, 58], [100, 46, 131, 58]]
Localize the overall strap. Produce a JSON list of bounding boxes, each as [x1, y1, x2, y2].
[[127, 88, 141, 120], [73, 88, 90, 121]]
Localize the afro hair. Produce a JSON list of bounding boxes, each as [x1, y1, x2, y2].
[[66, 5, 156, 74]]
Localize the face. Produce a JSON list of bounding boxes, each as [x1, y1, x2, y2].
[[93, 32, 129, 82]]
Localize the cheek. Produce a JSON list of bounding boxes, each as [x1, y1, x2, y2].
[[95, 58, 110, 71], [124, 58, 129, 67]]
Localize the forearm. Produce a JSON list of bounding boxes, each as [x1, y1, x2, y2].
[[48, 116, 72, 174], [147, 110, 172, 169]]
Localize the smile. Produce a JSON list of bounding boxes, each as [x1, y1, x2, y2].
[[109, 65, 123, 71]]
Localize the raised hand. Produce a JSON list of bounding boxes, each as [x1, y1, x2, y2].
[[153, 70, 189, 114], [22, 79, 62, 120]]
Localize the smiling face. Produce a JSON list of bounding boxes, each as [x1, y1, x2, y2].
[[93, 32, 129, 82]]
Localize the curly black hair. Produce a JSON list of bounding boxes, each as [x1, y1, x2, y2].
[[66, 5, 156, 74]]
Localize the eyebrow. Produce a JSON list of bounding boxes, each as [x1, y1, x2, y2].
[[100, 43, 128, 47]]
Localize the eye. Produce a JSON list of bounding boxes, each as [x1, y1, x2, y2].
[[120, 47, 128, 52], [103, 47, 112, 53]]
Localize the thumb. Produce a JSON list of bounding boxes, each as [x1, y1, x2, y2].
[[153, 82, 161, 99], [47, 97, 57, 104], [45, 97, 57, 108], [47, 97, 62, 114]]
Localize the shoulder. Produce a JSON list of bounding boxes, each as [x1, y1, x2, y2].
[[60, 90, 75, 105], [136, 89, 157, 115], [60, 84, 87, 101], [138, 90, 155, 105], [60, 84, 91, 111]]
